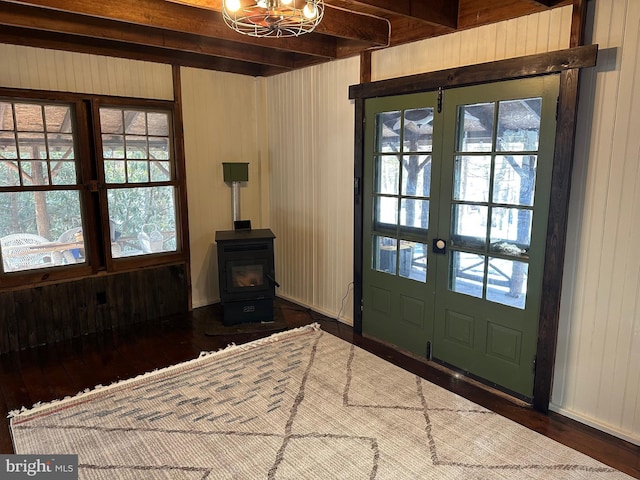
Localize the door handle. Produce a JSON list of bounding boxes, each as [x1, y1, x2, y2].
[[432, 238, 447, 255]]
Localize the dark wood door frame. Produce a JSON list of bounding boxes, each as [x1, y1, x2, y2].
[[349, 44, 597, 412]]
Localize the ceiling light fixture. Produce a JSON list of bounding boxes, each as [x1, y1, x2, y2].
[[223, 0, 324, 38]]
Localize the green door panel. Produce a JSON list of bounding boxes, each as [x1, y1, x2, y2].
[[362, 75, 559, 399]]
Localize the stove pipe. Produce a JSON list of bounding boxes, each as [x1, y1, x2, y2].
[[222, 162, 249, 227]]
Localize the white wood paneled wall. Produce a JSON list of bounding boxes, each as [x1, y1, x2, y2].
[[180, 67, 263, 308], [0, 44, 173, 100], [262, 57, 359, 323], [551, 0, 640, 445], [372, 6, 572, 80]]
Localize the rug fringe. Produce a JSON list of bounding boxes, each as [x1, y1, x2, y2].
[[8, 322, 321, 421]]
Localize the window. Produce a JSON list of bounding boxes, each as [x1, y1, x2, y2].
[[99, 107, 177, 258], [0, 91, 186, 285]]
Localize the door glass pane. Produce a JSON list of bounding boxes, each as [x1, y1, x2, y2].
[[453, 156, 491, 202], [402, 155, 431, 197], [490, 207, 532, 255], [399, 240, 427, 283], [404, 107, 433, 153], [0, 191, 84, 272], [372, 236, 397, 275], [493, 155, 536, 206], [456, 102, 494, 152], [374, 156, 399, 195], [375, 111, 400, 153], [450, 251, 484, 298], [451, 204, 487, 249], [400, 199, 429, 230], [374, 196, 398, 227], [487, 257, 528, 309], [497, 98, 541, 152]]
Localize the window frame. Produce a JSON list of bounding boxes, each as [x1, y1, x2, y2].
[[0, 88, 189, 288]]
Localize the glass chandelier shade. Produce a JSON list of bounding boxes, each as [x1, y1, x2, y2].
[[223, 0, 325, 38]]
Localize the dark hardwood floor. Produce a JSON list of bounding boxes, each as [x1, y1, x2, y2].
[[1, 297, 638, 478]]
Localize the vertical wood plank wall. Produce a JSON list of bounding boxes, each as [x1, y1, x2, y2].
[[551, 0, 640, 445], [180, 67, 264, 308], [262, 58, 359, 323], [371, 7, 572, 81], [0, 44, 173, 100]]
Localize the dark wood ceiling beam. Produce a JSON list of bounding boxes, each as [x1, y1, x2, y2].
[[0, 2, 307, 70], [6, 0, 389, 50], [458, 0, 572, 29], [316, 6, 389, 44], [5, 0, 339, 58], [0, 26, 279, 76], [325, 0, 458, 28], [531, 0, 565, 5]]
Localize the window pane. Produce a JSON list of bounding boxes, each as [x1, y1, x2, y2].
[[374, 196, 398, 227], [103, 134, 125, 159], [127, 160, 149, 183], [493, 155, 536, 206], [0, 191, 84, 272], [402, 155, 431, 197], [451, 204, 487, 249], [21, 160, 50, 186], [105, 160, 126, 184], [100, 108, 123, 134], [107, 186, 177, 258], [456, 102, 494, 152], [0, 160, 19, 186], [15, 104, 43, 132], [490, 207, 532, 255], [44, 105, 72, 133], [0, 102, 14, 130], [126, 135, 148, 159], [124, 111, 146, 135], [149, 137, 170, 161], [0, 132, 17, 159], [398, 240, 427, 283], [453, 155, 491, 202], [147, 112, 169, 136], [17, 132, 46, 159], [400, 199, 429, 230], [404, 107, 433, 153], [450, 251, 484, 298], [150, 161, 171, 182], [372, 236, 397, 275], [486, 257, 528, 309], [48, 134, 74, 160], [50, 161, 77, 186], [497, 98, 541, 152], [374, 156, 399, 195], [375, 111, 400, 153]]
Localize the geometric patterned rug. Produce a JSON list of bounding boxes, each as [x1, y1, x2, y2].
[[9, 324, 634, 479]]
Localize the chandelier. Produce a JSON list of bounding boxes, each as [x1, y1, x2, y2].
[[222, 0, 325, 38]]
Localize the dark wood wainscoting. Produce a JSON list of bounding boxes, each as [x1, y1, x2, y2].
[[0, 264, 188, 354]]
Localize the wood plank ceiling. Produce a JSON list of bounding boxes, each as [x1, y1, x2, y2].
[[0, 0, 570, 77]]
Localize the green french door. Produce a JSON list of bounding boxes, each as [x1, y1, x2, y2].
[[362, 76, 559, 399]]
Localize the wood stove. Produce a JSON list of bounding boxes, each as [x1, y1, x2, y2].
[[215, 228, 277, 325]]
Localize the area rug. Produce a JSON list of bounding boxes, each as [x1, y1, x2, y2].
[[9, 324, 634, 479]]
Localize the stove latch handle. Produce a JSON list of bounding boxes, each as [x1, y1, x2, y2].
[[266, 273, 280, 288]]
